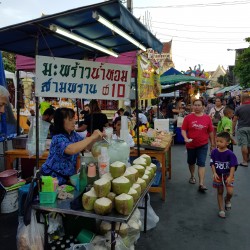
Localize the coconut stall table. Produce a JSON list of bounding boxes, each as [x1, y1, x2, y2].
[[33, 177, 155, 250]]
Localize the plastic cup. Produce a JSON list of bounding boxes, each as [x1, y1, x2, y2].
[[76, 229, 95, 243], [87, 163, 96, 178]]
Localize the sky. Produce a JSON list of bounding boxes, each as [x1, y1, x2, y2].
[[0, 0, 249, 72]]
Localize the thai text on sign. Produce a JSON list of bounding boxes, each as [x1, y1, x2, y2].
[[35, 55, 131, 100]]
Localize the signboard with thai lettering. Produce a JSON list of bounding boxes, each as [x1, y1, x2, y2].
[[35, 55, 131, 100]]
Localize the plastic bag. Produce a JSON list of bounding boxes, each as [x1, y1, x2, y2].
[[16, 211, 44, 250], [47, 212, 64, 238], [138, 194, 159, 231], [26, 117, 50, 157]]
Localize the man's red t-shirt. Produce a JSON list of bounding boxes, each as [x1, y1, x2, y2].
[[182, 113, 213, 148]]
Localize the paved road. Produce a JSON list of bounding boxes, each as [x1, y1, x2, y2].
[[136, 144, 250, 250], [0, 144, 249, 250]]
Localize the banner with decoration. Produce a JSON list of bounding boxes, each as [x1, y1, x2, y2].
[[137, 54, 161, 100], [35, 55, 131, 100]]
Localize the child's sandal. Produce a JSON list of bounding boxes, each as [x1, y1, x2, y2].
[[224, 198, 232, 211]]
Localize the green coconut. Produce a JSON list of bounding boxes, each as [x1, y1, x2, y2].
[[94, 178, 111, 197], [115, 193, 134, 215], [146, 166, 155, 178], [141, 173, 150, 185], [100, 221, 111, 235], [123, 167, 139, 184], [149, 163, 157, 173], [144, 170, 153, 180], [112, 176, 131, 195], [101, 172, 113, 182], [131, 165, 145, 178], [106, 192, 116, 208], [82, 187, 98, 211], [128, 187, 140, 202], [136, 177, 147, 191], [94, 197, 112, 215], [115, 222, 129, 238], [110, 161, 126, 178], [133, 157, 147, 168], [132, 183, 142, 197], [140, 154, 151, 166]]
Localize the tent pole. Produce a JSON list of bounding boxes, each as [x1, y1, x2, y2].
[[16, 70, 21, 136], [134, 68, 140, 157]]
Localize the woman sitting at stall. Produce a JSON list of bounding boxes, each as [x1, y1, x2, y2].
[[41, 107, 103, 185]]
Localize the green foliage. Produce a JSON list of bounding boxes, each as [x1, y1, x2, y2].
[[217, 74, 229, 86], [2, 51, 16, 72], [234, 38, 250, 88]]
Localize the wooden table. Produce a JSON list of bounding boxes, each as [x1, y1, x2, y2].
[[130, 139, 172, 201], [5, 149, 81, 170]]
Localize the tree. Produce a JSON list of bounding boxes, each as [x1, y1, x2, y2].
[[2, 51, 16, 72], [234, 37, 250, 88], [217, 74, 229, 86]]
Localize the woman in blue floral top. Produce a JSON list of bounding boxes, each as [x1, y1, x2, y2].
[[41, 107, 102, 185]]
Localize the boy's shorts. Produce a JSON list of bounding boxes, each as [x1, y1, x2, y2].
[[213, 174, 234, 188]]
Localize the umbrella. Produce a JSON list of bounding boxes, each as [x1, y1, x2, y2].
[[160, 74, 208, 85]]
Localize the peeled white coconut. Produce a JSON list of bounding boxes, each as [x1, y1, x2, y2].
[[140, 154, 151, 166], [128, 188, 139, 202], [115, 222, 129, 238], [82, 187, 98, 211], [115, 193, 134, 215], [107, 192, 116, 208], [101, 172, 113, 181], [132, 183, 141, 197], [146, 166, 155, 178], [149, 163, 157, 173], [132, 165, 145, 178], [94, 178, 111, 197], [136, 178, 147, 191], [145, 170, 153, 180], [100, 221, 112, 235], [123, 167, 139, 184], [94, 197, 112, 215], [110, 161, 126, 178], [112, 176, 131, 195], [141, 173, 150, 184], [133, 157, 147, 168]]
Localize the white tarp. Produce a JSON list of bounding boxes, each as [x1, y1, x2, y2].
[[35, 55, 131, 100]]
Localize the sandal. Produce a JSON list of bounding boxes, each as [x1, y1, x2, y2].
[[240, 163, 248, 167], [218, 210, 226, 218], [198, 185, 208, 192], [224, 198, 232, 211], [189, 177, 196, 184]]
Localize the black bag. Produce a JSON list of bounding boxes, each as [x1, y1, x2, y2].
[[212, 107, 223, 126]]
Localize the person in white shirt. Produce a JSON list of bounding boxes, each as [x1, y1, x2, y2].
[[112, 116, 135, 147]]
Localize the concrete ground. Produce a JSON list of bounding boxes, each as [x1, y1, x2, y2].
[[0, 144, 250, 250]]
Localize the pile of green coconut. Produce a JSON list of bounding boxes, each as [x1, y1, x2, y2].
[[82, 154, 157, 216]]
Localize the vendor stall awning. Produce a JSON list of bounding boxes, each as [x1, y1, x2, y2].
[[0, 0, 163, 60], [214, 84, 242, 94]]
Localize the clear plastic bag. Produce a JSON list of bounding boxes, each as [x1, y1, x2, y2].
[[138, 194, 159, 231], [16, 210, 44, 250], [26, 117, 50, 157]]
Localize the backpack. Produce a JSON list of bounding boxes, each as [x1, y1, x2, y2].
[[212, 107, 223, 126]]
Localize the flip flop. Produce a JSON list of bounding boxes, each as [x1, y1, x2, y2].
[[218, 210, 226, 218], [189, 177, 196, 184], [240, 163, 248, 167], [198, 185, 208, 192], [224, 198, 232, 211]]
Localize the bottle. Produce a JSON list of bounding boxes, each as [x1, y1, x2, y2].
[[79, 162, 87, 193], [98, 147, 110, 177], [87, 162, 97, 186]]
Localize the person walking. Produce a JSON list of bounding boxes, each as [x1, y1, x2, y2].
[[232, 93, 250, 167], [210, 132, 238, 218], [181, 99, 215, 192]]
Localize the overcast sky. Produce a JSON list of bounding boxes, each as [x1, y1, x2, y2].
[[0, 0, 249, 72]]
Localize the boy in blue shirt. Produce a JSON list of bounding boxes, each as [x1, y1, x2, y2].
[[210, 132, 238, 218]]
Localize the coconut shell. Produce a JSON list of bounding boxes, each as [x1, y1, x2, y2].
[[140, 154, 151, 166], [100, 221, 111, 235], [107, 192, 116, 208], [141, 173, 150, 185], [132, 183, 142, 197], [136, 178, 147, 191], [133, 157, 147, 168], [82, 188, 98, 211], [112, 176, 131, 195], [94, 178, 111, 198], [128, 188, 140, 202], [101, 172, 113, 181], [123, 167, 139, 184], [149, 163, 157, 173], [94, 197, 112, 215], [146, 167, 155, 178], [115, 193, 134, 215], [131, 165, 145, 178], [115, 222, 129, 238], [110, 161, 126, 178]]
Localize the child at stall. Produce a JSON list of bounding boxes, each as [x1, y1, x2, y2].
[[112, 116, 135, 147], [210, 132, 238, 219]]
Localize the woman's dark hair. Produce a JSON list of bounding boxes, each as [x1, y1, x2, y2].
[[193, 99, 204, 106], [217, 132, 231, 142], [113, 116, 121, 125], [89, 99, 101, 113], [53, 107, 75, 135]]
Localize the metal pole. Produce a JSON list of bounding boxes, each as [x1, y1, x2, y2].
[[134, 69, 140, 157], [16, 70, 21, 136], [35, 35, 39, 170]]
